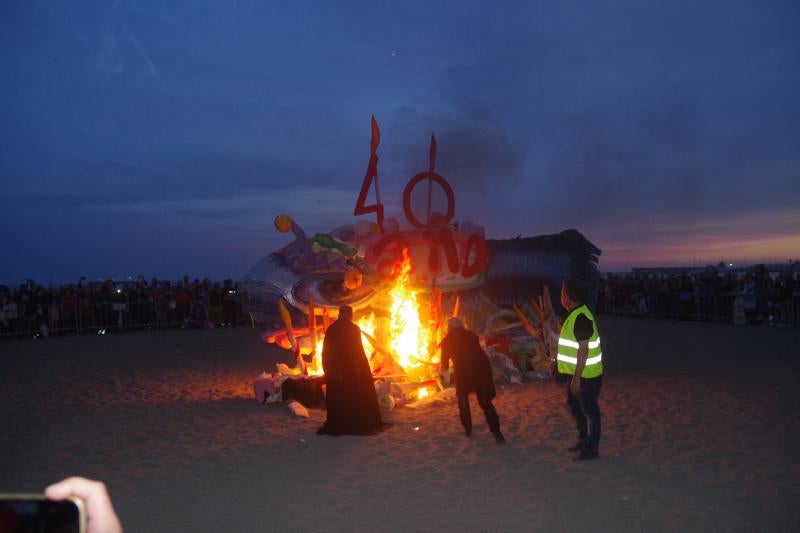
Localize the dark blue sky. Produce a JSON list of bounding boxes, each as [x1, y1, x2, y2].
[[2, 0, 799, 285]]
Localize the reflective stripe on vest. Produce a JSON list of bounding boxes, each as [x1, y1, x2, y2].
[[556, 304, 603, 378], [558, 337, 601, 350]]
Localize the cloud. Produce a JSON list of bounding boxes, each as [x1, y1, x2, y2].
[[3, 0, 799, 281], [123, 24, 158, 77], [535, 84, 800, 223]]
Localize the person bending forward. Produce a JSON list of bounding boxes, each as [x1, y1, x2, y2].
[[441, 317, 505, 444]]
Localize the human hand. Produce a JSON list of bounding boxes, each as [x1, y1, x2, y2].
[[46, 477, 123, 533], [439, 367, 452, 386], [570, 376, 581, 395]]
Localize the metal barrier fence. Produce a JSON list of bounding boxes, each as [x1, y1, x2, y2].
[[598, 292, 800, 327], [0, 300, 247, 339], [3, 293, 798, 339]]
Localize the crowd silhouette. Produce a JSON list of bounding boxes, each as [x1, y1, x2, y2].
[[0, 276, 246, 338], [2, 265, 798, 339], [597, 266, 799, 326]]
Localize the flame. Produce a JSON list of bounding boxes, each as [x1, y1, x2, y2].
[[310, 339, 323, 376], [417, 387, 429, 400], [358, 314, 376, 345], [299, 248, 440, 382], [358, 313, 378, 372], [389, 248, 431, 373]]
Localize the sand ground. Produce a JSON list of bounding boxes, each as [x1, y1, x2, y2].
[[1, 317, 799, 532]]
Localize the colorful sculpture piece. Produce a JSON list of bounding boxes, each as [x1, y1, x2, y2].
[[242, 117, 601, 404], [240, 117, 600, 326]]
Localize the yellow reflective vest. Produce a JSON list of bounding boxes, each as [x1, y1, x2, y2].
[[556, 304, 603, 378]]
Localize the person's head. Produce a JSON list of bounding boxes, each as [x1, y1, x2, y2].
[[561, 279, 586, 310], [338, 305, 353, 322], [447, 316, 465, 332]]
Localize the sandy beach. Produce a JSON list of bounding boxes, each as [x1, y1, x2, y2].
[[1, 317, 798, 532]]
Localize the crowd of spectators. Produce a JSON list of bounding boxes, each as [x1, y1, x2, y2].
[[596, 266, 800, 326], [0, 276, 247, 338], [3, 265, 799, 339]]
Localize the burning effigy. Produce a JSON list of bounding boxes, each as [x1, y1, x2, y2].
[[244, 117, 601, 414]]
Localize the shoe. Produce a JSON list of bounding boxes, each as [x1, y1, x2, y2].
[[573, 450, 599, 461], [464, 427, 472, 437], [492, 431, 506, 445], [316, 426, 328, 436], [567, 441, 584, 452]]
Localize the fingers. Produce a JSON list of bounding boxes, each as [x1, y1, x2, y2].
[[46, 477, 123, 533], [45, 476, 102, 500]]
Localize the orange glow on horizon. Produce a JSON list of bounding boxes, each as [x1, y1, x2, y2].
[[593, 211, 800, 270], [602, 233, 800, 270]]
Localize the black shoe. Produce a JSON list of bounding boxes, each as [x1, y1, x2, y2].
[[567, 441, 585, 452], [316, 426, 328, 436], [573, 450, 599, 461], [492, 431, 506, 445], [464, 427, 472, 437]]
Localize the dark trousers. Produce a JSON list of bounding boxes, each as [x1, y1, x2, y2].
[[458, 391, 500, 434], [222, 301, 237, 327], [566, 375, 602, 454]]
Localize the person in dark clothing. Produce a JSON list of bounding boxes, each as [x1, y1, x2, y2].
[[440, 316, 505, 444], [317, 305, 387, 436], [221, 279, 238, 327]]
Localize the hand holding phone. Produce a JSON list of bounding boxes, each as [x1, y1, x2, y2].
[[46, 477, 122, 533], [0, 493, 86, 533]]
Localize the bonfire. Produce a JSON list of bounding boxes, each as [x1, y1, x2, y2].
[[257, 117, 565, 411], [264, 247, 451, 406]]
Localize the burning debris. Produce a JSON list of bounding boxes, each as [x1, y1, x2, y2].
[[250, 117, 600, 414]]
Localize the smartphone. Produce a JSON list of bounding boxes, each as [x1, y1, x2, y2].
[[0, 494, 86, 533]]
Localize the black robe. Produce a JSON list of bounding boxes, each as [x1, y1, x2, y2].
[[441, 328, 496, 400], [319, 318, 385, 435]]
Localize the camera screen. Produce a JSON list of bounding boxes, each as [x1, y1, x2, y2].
[[0, 499, 81, 533]]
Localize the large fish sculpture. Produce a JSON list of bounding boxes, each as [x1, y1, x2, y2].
[[239, 116, 601, 324], [238, 225, 601, 325]]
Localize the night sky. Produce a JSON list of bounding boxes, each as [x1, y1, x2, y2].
[[2, 1, 798, 285]]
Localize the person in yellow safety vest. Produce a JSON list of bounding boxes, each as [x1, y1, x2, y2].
[[557, 279, 603, 460]]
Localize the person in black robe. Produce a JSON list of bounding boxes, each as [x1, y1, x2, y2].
[[441, 316, 505, 444], [317, 305, 387, 436]]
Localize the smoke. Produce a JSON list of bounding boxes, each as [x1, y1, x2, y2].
[[542, 86, 709, 221], [543, 79, 800, 226], [387, 101, 527, 191]]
